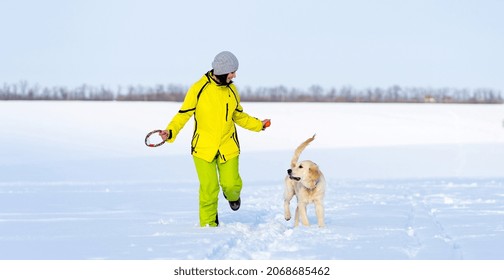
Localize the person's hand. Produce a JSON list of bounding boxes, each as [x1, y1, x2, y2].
[[262, 119, 271, 131], [159, 130, 170, 141]]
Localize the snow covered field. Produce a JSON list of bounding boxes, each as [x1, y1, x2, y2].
[[1, 101, 504, 261]]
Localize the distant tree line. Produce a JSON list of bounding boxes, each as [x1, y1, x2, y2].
[[1, 81, 502, 104]]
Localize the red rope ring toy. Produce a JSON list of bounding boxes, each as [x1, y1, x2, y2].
[[145, 129, 166, 147]]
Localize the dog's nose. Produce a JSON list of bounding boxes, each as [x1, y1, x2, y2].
[[287, 169, 292, 174]]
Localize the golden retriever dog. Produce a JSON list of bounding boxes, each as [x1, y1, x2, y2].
[[284, 134, 326, 227]]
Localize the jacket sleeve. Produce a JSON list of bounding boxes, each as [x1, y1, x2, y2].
[[231, 87, 263, 132], [164, 84, 199, 142]]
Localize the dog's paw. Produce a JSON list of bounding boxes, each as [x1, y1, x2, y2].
[[284, 210, 291, 221]]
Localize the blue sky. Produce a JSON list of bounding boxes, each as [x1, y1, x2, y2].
[[1, 0, 503, 91]]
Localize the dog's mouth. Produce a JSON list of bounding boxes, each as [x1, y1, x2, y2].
[[289, 175, 301, 181]]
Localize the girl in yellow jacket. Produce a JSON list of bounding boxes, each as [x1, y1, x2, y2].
[[160, 51, 270, 227]]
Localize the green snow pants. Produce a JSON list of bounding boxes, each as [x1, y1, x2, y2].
[[193, 155, 242, 227]]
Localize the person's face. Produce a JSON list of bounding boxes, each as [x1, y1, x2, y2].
[[226, 71, 236, 83]]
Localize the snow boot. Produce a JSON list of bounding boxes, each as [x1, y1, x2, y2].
[[228, 197, 241, 211]]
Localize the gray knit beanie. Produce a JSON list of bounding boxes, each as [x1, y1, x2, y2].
[[212, 51, 239, 75]]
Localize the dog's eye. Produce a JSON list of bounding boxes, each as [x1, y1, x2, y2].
[[299, 165, 303, 168]]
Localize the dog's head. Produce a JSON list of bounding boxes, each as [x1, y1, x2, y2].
[[287, 160, 322, 189]]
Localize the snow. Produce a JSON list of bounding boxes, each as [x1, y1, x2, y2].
[[1, 101, 504, 261]]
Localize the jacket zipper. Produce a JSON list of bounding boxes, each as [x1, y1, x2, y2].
[[191, 133, 200, 154], [231, 132, 240, 149]]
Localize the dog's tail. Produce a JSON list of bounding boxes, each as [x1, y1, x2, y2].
[[291, 134, 316, 168]]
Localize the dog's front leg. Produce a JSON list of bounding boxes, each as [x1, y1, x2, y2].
[[284, 198, 292, 221], [297, 202, 310, 226], [314, 199, 325, 227], [284, 179, 295, 221]]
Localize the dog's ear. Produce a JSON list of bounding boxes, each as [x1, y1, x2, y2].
[[308, 166, 320, 177], [307, 166, 321, 188]]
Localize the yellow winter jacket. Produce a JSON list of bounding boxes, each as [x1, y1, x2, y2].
[[166, 71, 263, 163]]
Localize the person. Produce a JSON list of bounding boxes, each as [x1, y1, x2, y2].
[[159, 51, 270, 227]]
